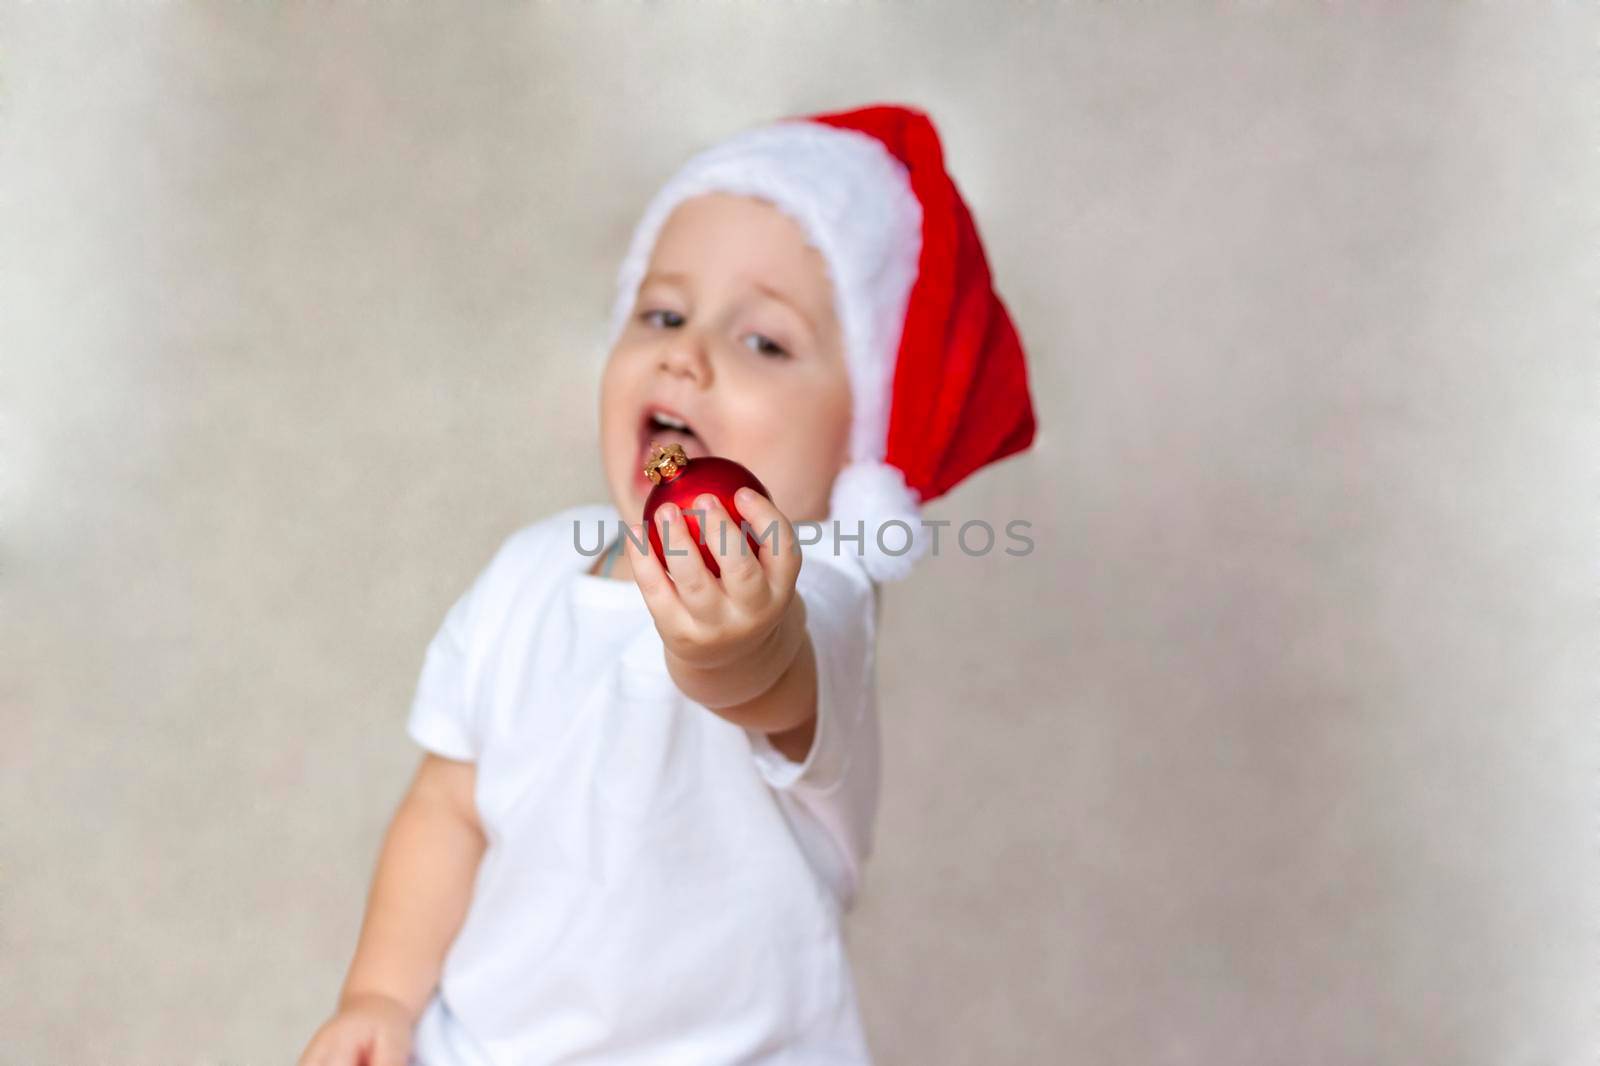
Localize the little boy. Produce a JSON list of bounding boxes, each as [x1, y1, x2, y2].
[[298, 102, 1036, 1066]]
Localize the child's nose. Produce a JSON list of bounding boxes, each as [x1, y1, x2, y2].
[[659, 335, 713, 385]]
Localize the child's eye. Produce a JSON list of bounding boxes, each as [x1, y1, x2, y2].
[[640, 309, 684, 329], [639, 309, 787, 359], [744, 333, 790, 359]]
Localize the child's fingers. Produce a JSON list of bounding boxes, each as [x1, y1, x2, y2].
[[302, 1028, 357, 1066], [370, 1030, 410, 1066], [695, 492, 765, 605], [733, 488, 802, 592], [622, 521, 686, 622], [656, 501, 721, 620]]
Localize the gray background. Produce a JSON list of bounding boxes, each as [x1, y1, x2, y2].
[[3, 2, 1595, 1064]]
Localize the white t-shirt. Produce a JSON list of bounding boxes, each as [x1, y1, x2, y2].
[[403, 502, 882, 1066]]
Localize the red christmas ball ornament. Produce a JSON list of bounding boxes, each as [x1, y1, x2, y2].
[[641, 441, 771, 577]]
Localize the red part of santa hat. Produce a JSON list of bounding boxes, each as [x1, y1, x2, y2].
[[801, 103, 1038, 505]]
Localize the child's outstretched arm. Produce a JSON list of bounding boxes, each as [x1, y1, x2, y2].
[[622, 486, 818, 755], [298, 752, 486, 1066]]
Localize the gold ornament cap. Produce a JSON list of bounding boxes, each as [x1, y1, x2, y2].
[[644, 441, 688, 485]]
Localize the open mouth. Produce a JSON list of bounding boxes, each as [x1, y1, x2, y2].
[[636, 406, 708, 483]]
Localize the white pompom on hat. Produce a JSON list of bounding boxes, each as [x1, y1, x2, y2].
[[605, 103, 1037, 583]]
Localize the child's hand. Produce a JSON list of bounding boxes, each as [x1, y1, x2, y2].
[[624, 486, 805, 704], [296, 992, 413, 1066]]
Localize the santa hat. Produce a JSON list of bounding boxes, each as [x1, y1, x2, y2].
[[604, 102, 1037, 582]]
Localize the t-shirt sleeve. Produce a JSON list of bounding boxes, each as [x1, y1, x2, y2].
[[406, 548, 505, 762], [405, 509, 606, 762], [743, 550, 882, 902]]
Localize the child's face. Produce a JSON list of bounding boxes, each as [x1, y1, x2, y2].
[[600, 192, 852, 522]]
